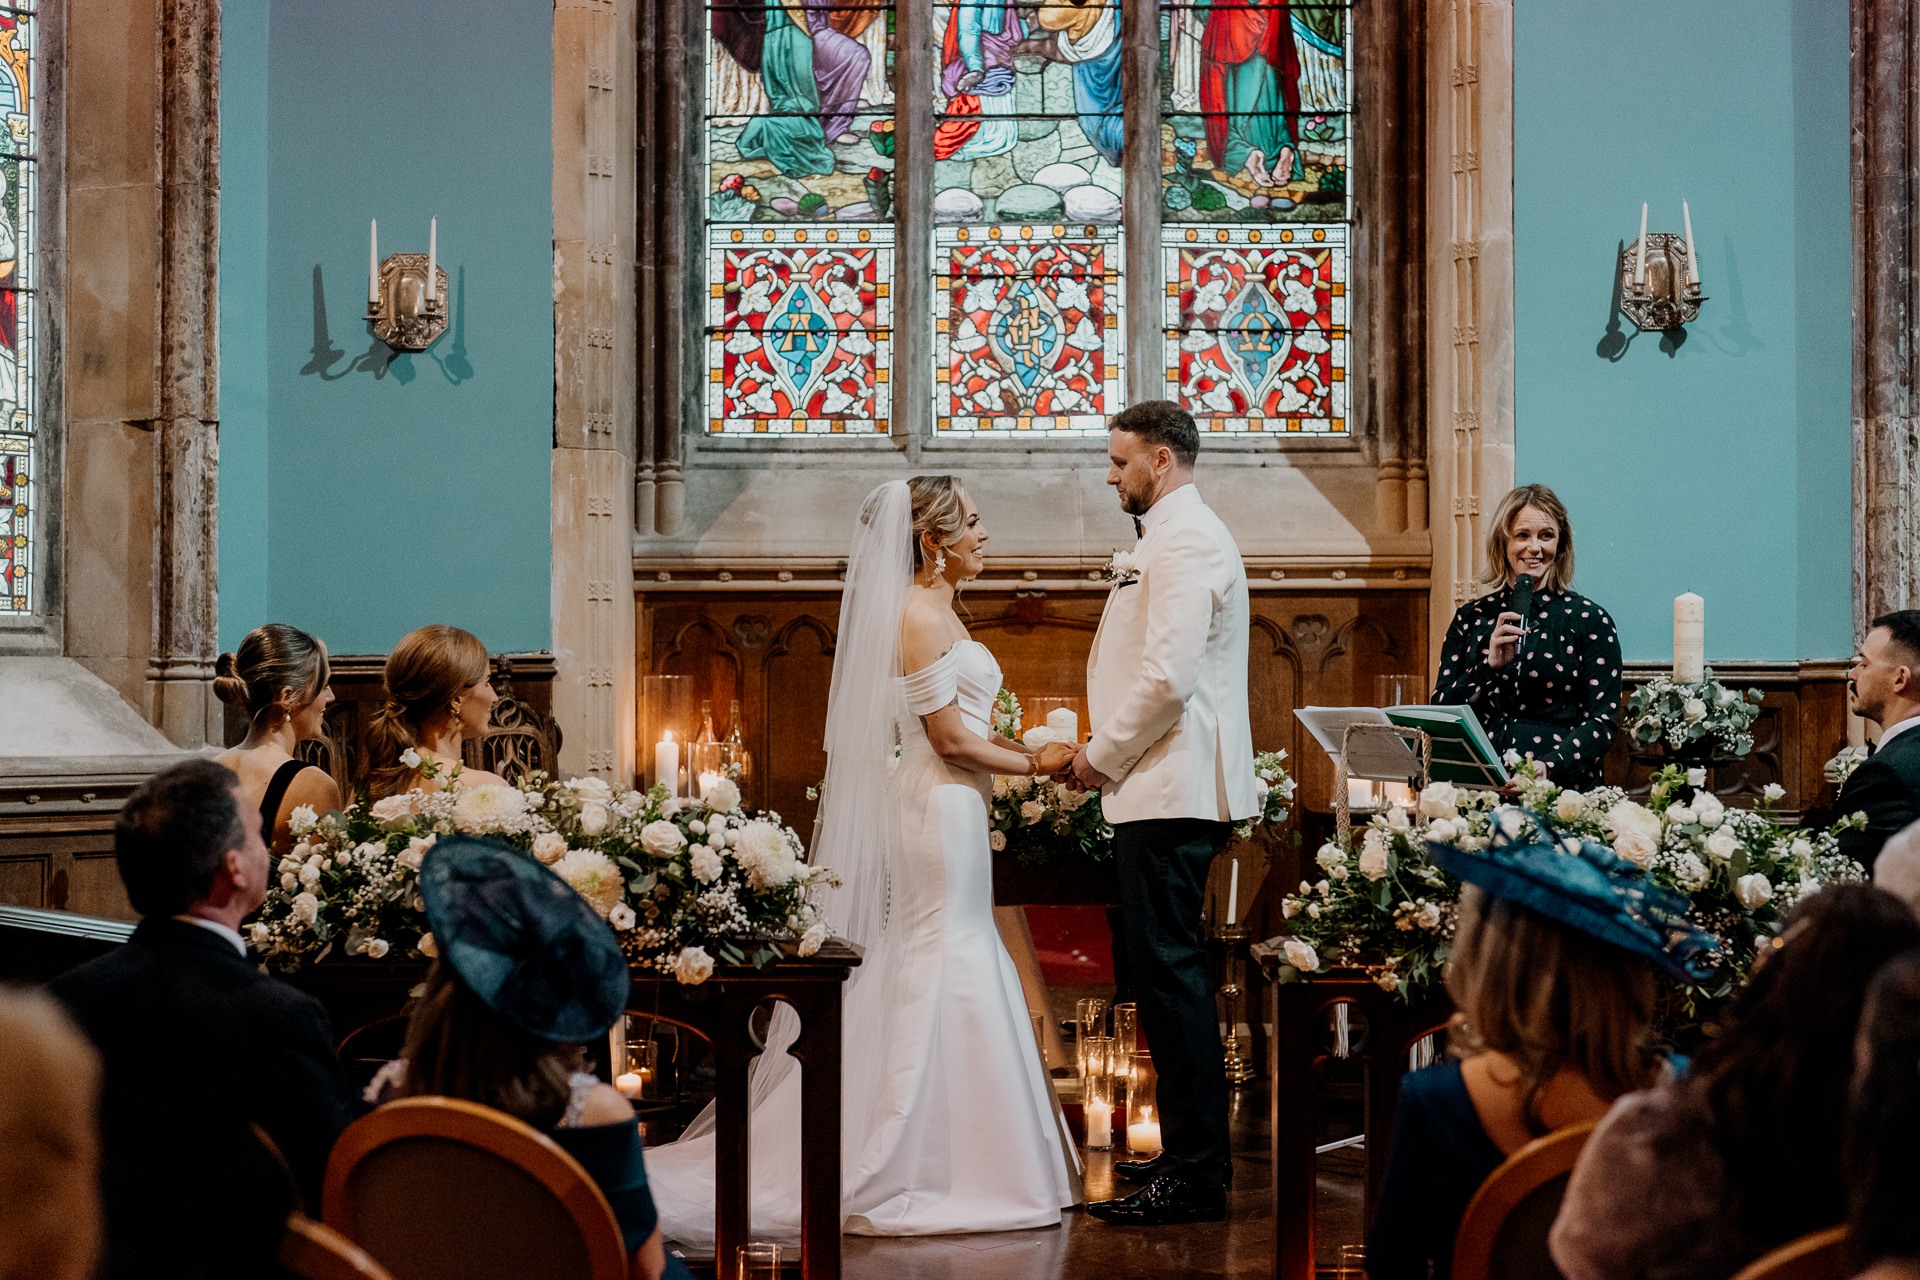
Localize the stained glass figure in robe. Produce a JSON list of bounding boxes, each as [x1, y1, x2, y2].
[[0, 9, 34, 613]]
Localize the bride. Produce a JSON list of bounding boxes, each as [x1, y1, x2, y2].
[[647, 476, 1083, 1246]]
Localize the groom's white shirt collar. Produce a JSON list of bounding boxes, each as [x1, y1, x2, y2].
[[1137, 482, 1200, 543]]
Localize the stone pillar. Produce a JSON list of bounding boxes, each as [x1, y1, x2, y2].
[[145, 0, 221, 747], [1853, 0, 1920, 630], [553, 0, 638, 779], [1427, 0, 1516, 666]]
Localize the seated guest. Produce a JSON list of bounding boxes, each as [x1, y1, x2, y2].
[[215, 622, 342, 853], [49, 759, 358, 1279], [0, 987, 101, 1280], [1366, 817, 1708, 1280], [1838, 610, 1920, 869], [365, 624, 510, 798], [1869, 819, 1920, 914], [1550, 884, 1920, 1280], [1844, 949, 1920, 1280], [1432, 484, 1622, 791], [389, 836, 689, 1280]]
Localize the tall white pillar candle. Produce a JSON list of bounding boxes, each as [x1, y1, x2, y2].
[[427, 217, 437, 307], [1226, 859, 1239, 925], [369, 219, 379, 304], [1086, 1100, 1113, 1147], [1046, 706, 1078, 742], [1674, 593, 1705, 683], [1635, 202, 1648, 285], [1682, 200, 1699, 285], [655, 735, 679, 795]]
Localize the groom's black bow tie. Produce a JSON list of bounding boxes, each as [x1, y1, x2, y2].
[[1133, 517, 1143, 538]]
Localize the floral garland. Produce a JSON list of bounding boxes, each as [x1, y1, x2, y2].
[[250, 757, 838, 985], [1275, 755, 1866, 1004], [1626, 668, 1765, 760]]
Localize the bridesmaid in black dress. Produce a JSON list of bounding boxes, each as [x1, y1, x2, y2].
[[214, 624, 342, 852], [1432, 484, 1622, 791]]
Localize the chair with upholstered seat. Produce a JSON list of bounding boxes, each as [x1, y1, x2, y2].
[[322, 1096, 628, 1280], [1450, 1120, 1596, 1280], [279, 1214, 397, 1280], [1727, 1227, 1849, 1280]]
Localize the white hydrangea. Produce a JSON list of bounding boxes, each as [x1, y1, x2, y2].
[[735, 820, 799, 888], [451, 785, 531, 835], [288, 805, 319, 836], [690, 846, 724, 884]]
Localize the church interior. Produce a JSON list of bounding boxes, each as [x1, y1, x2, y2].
[[5, 1, 1918, 1279]]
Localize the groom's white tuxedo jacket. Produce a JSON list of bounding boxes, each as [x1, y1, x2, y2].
[[1086, 484, 1257, 825]]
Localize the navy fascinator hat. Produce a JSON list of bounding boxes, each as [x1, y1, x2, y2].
[[418, 835, 631, 1043], [1426, 807, 1721, 983]]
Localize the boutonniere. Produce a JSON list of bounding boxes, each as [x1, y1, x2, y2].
[[1101, 550, 1141, 588]]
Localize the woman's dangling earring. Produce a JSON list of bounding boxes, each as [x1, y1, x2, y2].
[[933, 549, 948, 578]]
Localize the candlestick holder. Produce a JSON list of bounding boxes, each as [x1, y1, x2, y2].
[[1214, 922, 1258, 1084], [368, 253, 449, 351], [1619, 233, 1708, 332]]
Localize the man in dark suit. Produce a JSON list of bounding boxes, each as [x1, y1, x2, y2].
[[50, 758, 357, 1279], [1838, 610, 1920, 870]]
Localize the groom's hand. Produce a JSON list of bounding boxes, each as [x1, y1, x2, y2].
[[1068, 743, 1109, 792]]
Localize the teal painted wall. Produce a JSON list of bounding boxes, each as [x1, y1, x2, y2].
[[219, 0, 554, 657], [216, 0, 270, 653], [1514, 0, 1852, 663]]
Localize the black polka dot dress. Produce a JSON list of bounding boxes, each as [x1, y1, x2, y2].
[[1431, 581, 1623, 791]]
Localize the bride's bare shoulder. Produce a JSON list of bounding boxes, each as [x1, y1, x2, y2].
[[899, 595, 960, 672]]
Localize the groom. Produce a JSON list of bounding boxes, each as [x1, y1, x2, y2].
[[1068, 400, 1256, 1226]]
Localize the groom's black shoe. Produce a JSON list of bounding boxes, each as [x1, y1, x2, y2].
[[1085, 1173, 1226, 1226], [1113, 1154, 1233, 1187]]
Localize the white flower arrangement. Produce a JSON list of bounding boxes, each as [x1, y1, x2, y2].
[[1825, 746, 1870, 787], [1627, 668, 1765, 760], [1275, 757, 1869, 1007], [248, 768, 839, 984]]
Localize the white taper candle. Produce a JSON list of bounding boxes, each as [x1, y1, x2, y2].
[[1682, 200, 1699, 285], [1634, 202, 1648, 285], [369, 219, 379, 305], [1226, 858, 1239, 925], [427, 217, 437, 308], [1674, 593, 1705, 683]]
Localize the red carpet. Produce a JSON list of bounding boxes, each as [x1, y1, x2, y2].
[[1024, 905, 1115, 986]]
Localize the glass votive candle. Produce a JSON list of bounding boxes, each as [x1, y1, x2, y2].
[[1110, 1003, 1138, 1060], [1083, 1062, 1116, 1151], [615, 1039, 656, 1101], [1074, 997, 1108, 1076], [737, 1242, 780, 1280], [1078, 1035, 1111, 1092], [1126, 1050, 1161, 1155]]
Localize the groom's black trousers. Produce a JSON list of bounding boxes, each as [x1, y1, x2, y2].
[[1112, 816, 1234, 1185]]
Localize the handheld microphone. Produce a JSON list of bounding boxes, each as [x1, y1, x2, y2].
[[1510, 574, 1534, 636]]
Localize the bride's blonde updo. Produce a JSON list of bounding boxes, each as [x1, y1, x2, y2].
[[364, 625, 491, 799], [907, 475, 968, 570]]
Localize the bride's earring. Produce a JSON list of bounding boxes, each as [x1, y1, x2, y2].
[[933, 549, 948, 578]]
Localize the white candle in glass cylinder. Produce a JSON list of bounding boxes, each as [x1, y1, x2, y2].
[[369, 220, 379, 304], [1674, 593, 1705, 683], [655, 734, 679, 795], [615, 1072, 644, 1099], [1086, 1100, 1113, 1147], [1046, 707, 1079, 742], [1127, 1107, 1164, 1155], [1226, 859, 1239, 925]]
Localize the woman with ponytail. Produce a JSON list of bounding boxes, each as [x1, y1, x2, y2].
[[363, 625, 509, 799], [214, 624, 343, 852]]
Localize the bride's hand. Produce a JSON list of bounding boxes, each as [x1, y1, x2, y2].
[[1032, 742, 1076, 776]]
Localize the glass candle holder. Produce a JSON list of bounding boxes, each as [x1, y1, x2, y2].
[[1110, 1003, 1137, 1060], [615, 1039, 656, 1101], [1083, 1061, 1116, 1151], [737, 1242, 780, 1280], [1079, 1035, 1112, 1094], [1026, 696, 1089, 744], [1126, 1050, 1161, 1155], [1074, 997, 1108, 1077], [641, 675, 695, 798]]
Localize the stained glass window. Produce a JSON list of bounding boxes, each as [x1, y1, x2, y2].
[[1159, 0, 1348, 433], [706, 0, 895, 434], [934, 223, 1122, 435], [0, 7, 32, 611]]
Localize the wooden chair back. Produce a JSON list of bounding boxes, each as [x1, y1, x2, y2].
[[322, 1097, 628, 1280], [1451, 1120, 1596, 1280], [1727, 1227, 1850, 1280], [280, 1214, 397, 1280]]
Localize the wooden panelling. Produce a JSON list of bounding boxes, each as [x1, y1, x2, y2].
[[0, 823, 134, 919]]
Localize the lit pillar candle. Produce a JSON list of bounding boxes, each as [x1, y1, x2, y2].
[[1086, 1100, 1113, 1147], [655, 733, 679, 795], [1674, 593, 1705, 683], [369, 219, 379, 305], [698, 771, 722, 799], [1681, 200, 1699, 286], [1634, 202, 1648, 285], [427, 217, 437, 308], [615, 1071, 644, 1099], [1127, 1107, 1163, 1155], [1226, 858, 1239, 925], [1046, 706, 1078, 742]]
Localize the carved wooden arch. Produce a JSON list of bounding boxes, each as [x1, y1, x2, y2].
[[1319, 614, 1403, 677], [1251, 615, 1307, 685], [764, 613, 838, 663], [659, 614, 746, 715]]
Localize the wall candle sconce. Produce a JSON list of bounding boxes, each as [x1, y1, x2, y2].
[[367, 217, 448, 351], [1619, 200, 1709, 332]]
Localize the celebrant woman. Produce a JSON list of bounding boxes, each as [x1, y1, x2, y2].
[[1432, 484, 1623, 791]]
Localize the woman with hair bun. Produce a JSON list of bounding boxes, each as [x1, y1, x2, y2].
[[214, 624, 343, 852], [363, 625, 509, 799]]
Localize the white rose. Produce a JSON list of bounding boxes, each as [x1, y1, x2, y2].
[[1705, 831, 1740, 862], [1384, 807, 1411, 833], [399, 747, 422, 769], [1604, 800, 1664, 847], [1282, 900, 1300, 919], [1358, 831, 1390, 881], [1021, 725, 1059, 749], [640, 821, 688, 858], [1695, 794, 1725, 828], [418, 931, 438, 958], [1418, 781, 1460, 819], [1554, 791, 1585, 822], [578, 802, 610, 837], [1282, 939, 1319, 973], [672, 946, 716, 985], [690, 846, 724, 884], [280, 872, 299, 892], [399, 835, 436, 871], [370, 795, 416, 829], [298, 862, 322, 887], [553, 849, 625, 918], [1763, 783, 1786, 801], [1426, 818, 1458, 843], [1414, 902, 1443, 930], [1791, 838, 1814, 859], [451, 784, 530, 835], [1683, 698, 1708, 723], [1667, 806, 1698, 826], [288, 805, 319, 836], [569, 776, 614, 806], [703, 777, 741, 814], [1376, 971, 1401, 993], [1614, 830, 1658, 868], [1315, 843, 1345, 872], [989, 829, 1008, 852], [366, 938, 391, 959], [609, 902, 637, 930], [290, 892, 319, 926], [279, 855, 301, 873], [249, 923, 271, 945], [1735, 873, 1774, 908], [798, 922, 830, 957], [1020, 799, 1046, 826], [532, 831, 568, 864]]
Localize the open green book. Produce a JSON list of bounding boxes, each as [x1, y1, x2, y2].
[[1384, 704, 1509, 789]]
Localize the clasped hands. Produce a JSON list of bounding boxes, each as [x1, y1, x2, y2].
[[1026, 740, 1109, 792]]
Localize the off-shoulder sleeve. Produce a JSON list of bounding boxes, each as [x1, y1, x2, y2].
[[900, 649, 961, 716]]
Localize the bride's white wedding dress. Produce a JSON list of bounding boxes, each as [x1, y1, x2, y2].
[[646, 637, 1080, 1247]]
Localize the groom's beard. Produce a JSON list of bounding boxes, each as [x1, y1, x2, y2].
[[1117, 478, 1154, 517]]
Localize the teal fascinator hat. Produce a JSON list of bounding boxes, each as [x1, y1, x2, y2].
[[1425, 807, 1721, 983], [418, 836, 631, 1043]]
